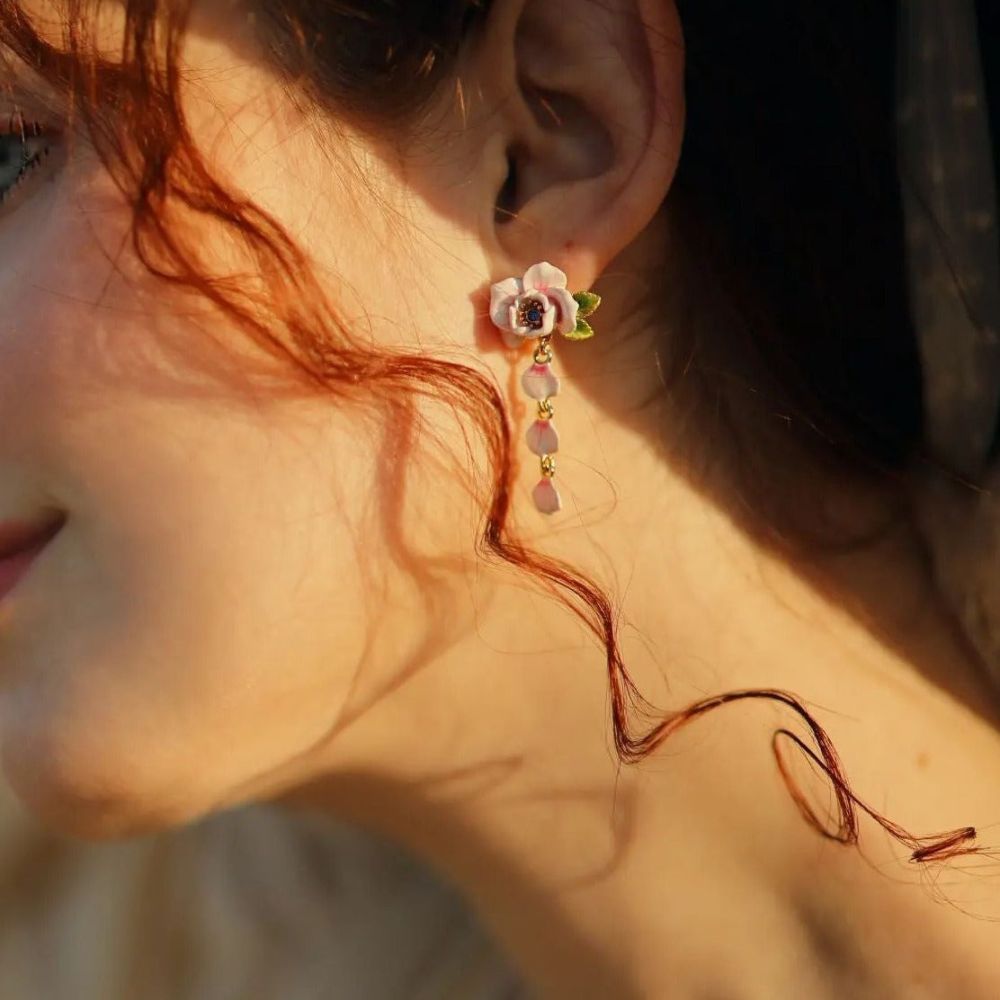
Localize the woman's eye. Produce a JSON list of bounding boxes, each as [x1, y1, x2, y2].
[[0, 109, 61, 213]]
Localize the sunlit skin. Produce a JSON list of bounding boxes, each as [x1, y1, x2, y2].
[[3, 1, 1000, 995]]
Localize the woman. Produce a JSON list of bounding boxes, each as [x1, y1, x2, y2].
[[1, 0, 999, 996]]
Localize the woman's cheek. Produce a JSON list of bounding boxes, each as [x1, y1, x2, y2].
[[0, 508, 368, 839], [0, 146, 382, 840], [0, 391, 374, 839]]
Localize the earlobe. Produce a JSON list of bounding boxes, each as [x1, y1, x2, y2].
[[478, 0, 684, 288]]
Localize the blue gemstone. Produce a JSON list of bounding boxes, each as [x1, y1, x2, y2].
[[528, 308, 541, 324]]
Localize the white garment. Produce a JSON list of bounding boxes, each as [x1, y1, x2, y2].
[[0, 780, 530, 999]]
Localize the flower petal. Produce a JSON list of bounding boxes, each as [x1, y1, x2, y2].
[[490, 277, 521, 329], [532, 478, 562, 514], [522, 261, 567, 293], [547, 287, 580, 334], [526, 419, 560, 455], [521, 363, 561, 399], [539, 299, 556, 335], [508, 304, 529, 336]]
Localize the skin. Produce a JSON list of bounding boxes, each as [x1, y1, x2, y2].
[[3, 0, 1000, 996]]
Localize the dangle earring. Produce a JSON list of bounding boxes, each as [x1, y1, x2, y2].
[[488, 262, 601, 514]]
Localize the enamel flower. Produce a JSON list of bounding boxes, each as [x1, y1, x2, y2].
[[489, 262, 583, 344], [487, 260, 602, 516]]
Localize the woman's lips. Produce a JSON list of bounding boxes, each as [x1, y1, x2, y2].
[[0, 515, 64, 604]]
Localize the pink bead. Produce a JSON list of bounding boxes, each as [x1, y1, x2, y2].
[[532, 478, 562, 514], [521, 363, 560, 400], [526, 419, 559, 455]]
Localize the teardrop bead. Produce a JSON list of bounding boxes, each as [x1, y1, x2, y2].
[[526, 419, 560, 455], [532, 478, 562, 514], [521, 362, 560, 400]]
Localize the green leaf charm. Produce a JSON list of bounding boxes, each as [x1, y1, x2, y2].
[[564, 318, 595, 341], [573, 291, 601, 318]]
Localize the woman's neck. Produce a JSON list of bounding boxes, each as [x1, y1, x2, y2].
[[270, 392, 1000, 995], [268, 226, 1000, 995]]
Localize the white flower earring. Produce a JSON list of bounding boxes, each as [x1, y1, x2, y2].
[[488, 262, 601, 514]]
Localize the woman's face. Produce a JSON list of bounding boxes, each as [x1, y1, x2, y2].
[[0, 7, 499, 836]]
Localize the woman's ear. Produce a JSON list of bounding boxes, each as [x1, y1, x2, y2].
[[473, 0, 685, 289]]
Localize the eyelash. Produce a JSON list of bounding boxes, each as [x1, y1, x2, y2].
[[0, 106, 60, 210]]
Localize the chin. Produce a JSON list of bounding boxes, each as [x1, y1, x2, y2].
[[5, 780, 213, 841], [1, 733, 210, 841]]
